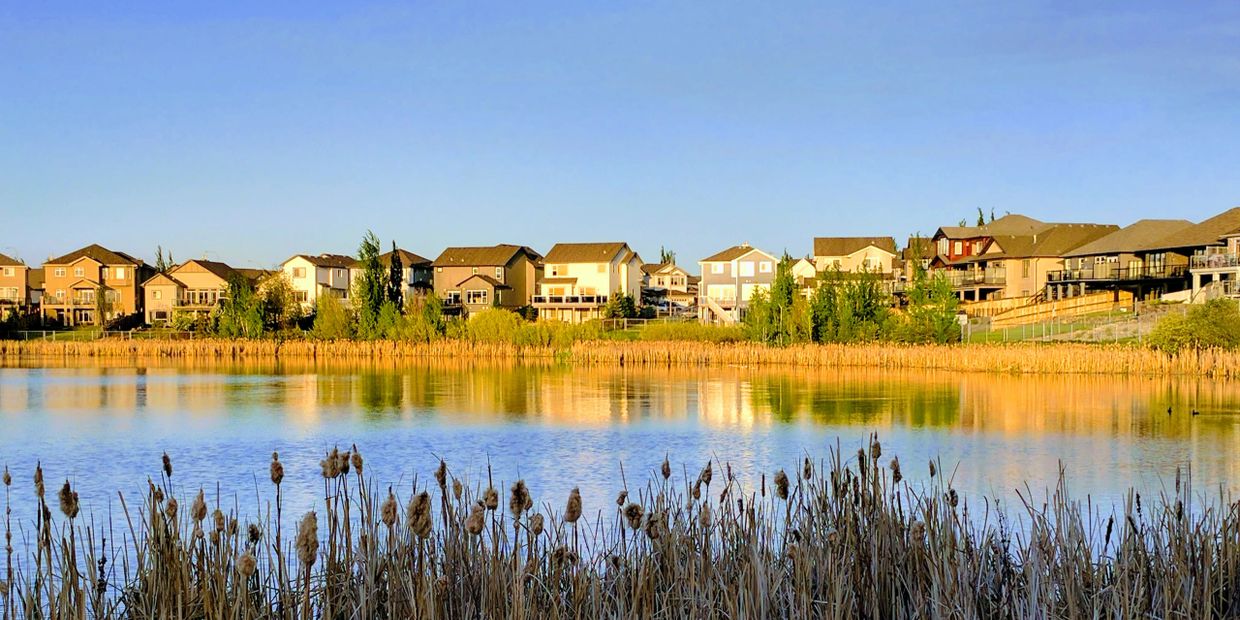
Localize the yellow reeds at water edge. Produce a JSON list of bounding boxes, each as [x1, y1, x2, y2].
[[1, 444, 1238, 618], [3, 338, 1238, 377]]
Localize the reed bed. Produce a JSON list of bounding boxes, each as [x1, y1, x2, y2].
[[2, 444, 1238, 619], [3, 338, 1238, 377]]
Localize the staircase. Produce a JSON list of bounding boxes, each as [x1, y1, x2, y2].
[[700, 296, 737, 325]]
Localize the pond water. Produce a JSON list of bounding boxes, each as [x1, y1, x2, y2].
[[0, 358, 1236, 526]]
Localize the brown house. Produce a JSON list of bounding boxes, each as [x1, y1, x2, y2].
[[41, 244, 153, 326], [0, 253, 30, 318], [431, 244, 542, 315], [143, 259, 263, 325]]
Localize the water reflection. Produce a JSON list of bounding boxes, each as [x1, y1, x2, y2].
[[1, 359, 1238, 525]]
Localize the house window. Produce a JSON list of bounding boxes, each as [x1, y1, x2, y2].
[[292, 267, 306, 278], [55, 268, 66, 277], [472, 267, 478, 275], [74, 267, 84, 277], [495, 267, 503, 280], [153, 290, 162, 300], [445, 291, 461, 305], [115, 268, 125, 280], [953, 241, 963, 255], [436, 267, 443, 273], [2, 267, 12, 277], [739, 262, 755, 277], [759, 262, 772, 273], [597, 264, 606, 273], [1022, 260, 1030, 278], [465, 289, 489, 305], [293, 291, 308, 303], [711, 263, 724, 274]]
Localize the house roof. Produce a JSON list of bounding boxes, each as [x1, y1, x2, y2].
[[813, 236, 897, 257], [235, 268, 273, 283], [181, 259, 240, 282], [1144, 207, 1240, 251], [544, 242, 632, 264], [935, 214, 1048, 240], [351, 248, 432, 269], [142, 272, 186, 288], [903, 237, 936, 260], [980, 224, 1119, 259], [0, 253, 23, 267], [433, 244, 541, 267], [455, 274, 512, 290], [45, 244, 142, 267], [66, 278, 101, 289], [700, 244, 774, 263], [1063, 219, 1195, 257], [288, 253, 355, 269], [27, 270, 44, 289], [641, 262, 691, 276]]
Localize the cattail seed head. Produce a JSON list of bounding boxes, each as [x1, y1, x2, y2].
[[483, 486, 499, 511], [337, 450, 351, 476], [320, 448, 341, 479], [296, 511, 318, 566], [237, 551, 257, 578], [452, 478, 463, 501], [464, 503, 485, 536], [162, 452, 173, 478], [406, 491, 433, 539], [213, 509, 226, 533], [165, 497, 178, 521], [529, 513, 545, 536], [890, 457, 902, 485], [661, 456, 671, 480], [803, 457, 813, 480], [509, 480, 529, 517], [350, 444, 363, 475], [774, 470, 789, 500], [699, 461, 713, 487], [870, 438, 881, 461], [551, 545, 578, 566], [434, 460, 447, 489], [692, 482, 701, 501], [270, 454, 284, 486], [929, 460, 936, 478], [699, 504, 712, 529], [58, 480, 80, 519], [644, 510, 664, 540], [228, 517, 238, 537], [565, 487, 582, 524], [946, 488, 959, 508], [34, 463, 44, 498], [0, 579, 8, 598], [616, 490, 628, 507], [2, 466, 10, 487], [248, 523, 263, 545], [623, 503, 644, 530], [191, 490, 207, 522], [381, 490, 398, 527], [910, 520, 926, 542]]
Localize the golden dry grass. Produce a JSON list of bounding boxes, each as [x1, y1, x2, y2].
[[2, 338, 1237, 377]]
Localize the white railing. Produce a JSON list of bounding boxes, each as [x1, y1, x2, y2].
[[532, 294, 609, 306]]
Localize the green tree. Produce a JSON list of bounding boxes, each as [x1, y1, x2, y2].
[[604, 292, 638, 319], [387, 241, 404, 308], [154, 246, 170, 272], [894, 264, 960, 344], [1149, 300, 1240, 354], [215, 275, 264, 338], [312, 293, 354, 340], [659, 246, 676, 264], [260, 272, 302, 331], [353, 231, 386, 339], [976, 207, 986, 226], [93, 286, 114, 327]]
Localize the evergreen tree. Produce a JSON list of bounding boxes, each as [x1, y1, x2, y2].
[[353, 231, 385, 339], [155, 246, 168, 272], [312, 293, 354, 340], [976, 207, 986, 226], [659, 246, 676, 265], [387, 241, 404, 308]]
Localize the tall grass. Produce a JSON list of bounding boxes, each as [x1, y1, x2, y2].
[[2, 444, 1237, 618], [3, 338, 1240, 377]]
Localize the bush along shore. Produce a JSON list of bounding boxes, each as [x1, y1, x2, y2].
[[3, 338, 1240, 378], [1, 442, 1237, 618]]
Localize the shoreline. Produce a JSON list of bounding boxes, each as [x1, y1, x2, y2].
[[0, 338, 1231, 377]]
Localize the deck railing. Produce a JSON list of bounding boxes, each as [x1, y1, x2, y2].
[[532, 294, 609, 306], [1046, 265, 1187, 283], [1191, 254, 1240, 270]]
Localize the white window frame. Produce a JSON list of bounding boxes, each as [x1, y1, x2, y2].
[[758, 261, 772, 273], [2, 267, 12, 277], [55, 268, 66, 277], [739, 262, 755, 277], [465, 289, 488, 305], [74, 267, 84, 277], [153, 290, 162, 300], [711, 263, 724, 274], [116, 267, 125, 279], [495, 267, 503, 280]]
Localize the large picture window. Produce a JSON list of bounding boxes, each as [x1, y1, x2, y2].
[[465, 289, 489, 305]]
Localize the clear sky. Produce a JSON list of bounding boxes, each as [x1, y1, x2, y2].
[[2, 1, 1237, 271]]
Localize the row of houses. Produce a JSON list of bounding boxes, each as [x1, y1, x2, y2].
[[2, 206, 1238, 327]]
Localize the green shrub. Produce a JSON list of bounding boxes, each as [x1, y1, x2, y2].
[[466, 308, 523, 343], [311, 294, 354, 340], [638, 322, 748, 343], [1149, 300, 1240, 354]]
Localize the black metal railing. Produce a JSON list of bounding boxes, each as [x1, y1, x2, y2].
[[1046, 265, 1187, 283]]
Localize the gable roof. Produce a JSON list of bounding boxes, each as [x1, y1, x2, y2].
[[543, 242, 631, 264], [982, 224, 1119, 259], [641, 262, 691, 276], [46, 244, 142, 267], [351, 248, 431, 269], [142, 272, 186, 288], [903, 237, 936, 260], [813, 236, 897, 257], [27, 270, 44, 289], [455, 274, 512, 289], [700, 244, 775, 263], [235, 268, 274, 283], [1063, 219, 1195, 257], [433, 244, 541, 267], [287, 253, 355, 269], [1144, 207, 1240, 251], [0, 253, 23, 267], [179, 259, 239, 282], [935, 214, 1048, 240]]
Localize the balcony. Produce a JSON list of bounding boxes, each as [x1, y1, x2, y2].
[[1191, 254, 1240, 270], [945, 270, 1006, 288], [1046, 265, 1188, 283], [532, 294, 609, 307]]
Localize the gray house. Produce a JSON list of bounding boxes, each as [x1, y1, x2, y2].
[[697, 243, 778, 324]]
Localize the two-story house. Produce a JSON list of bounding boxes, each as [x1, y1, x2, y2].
[[0, 253, 30, 318], [640, 262, 698, 308], [142, 259, 263, 325], [1048, 219, 1194, 300], [697, 243, 778, 324], [281, 253, 355, 313], [40, 244, 152, 326], [533, 242, 644, 322], [347, 248, 433, 305], [431, 244, 542, 315], [812, 237, 898, 275], [963, 224, 1118, 301]]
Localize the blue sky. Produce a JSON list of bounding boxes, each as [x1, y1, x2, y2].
[[2, 1, 1237, 270]]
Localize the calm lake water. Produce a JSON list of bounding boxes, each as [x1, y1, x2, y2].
[[0, 358, 1237, 526]]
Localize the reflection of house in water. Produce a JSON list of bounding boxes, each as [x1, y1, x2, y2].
[[697, 375, 759, 429], [41, 368, 140, 414]]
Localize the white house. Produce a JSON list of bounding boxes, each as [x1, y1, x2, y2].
[[281, 253, 355, 312], [697, 243, 779, 324], [533, 242, 644, 322]]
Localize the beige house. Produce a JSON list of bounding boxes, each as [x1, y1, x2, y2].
[[965, 224, 1118, 300], [142, 259, 262, 325], [790, 257, 817, 288], [41, 244, 152, 326], [281, 253, 355, 313], [534, 242, 644, 322], [347, 248, 433, 303], [0, 253, 30, 318], [432, 244, 542, 315], [698, 243, 779, 324], [640, 262, 698, 307], [812, 237, 899, 274]]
